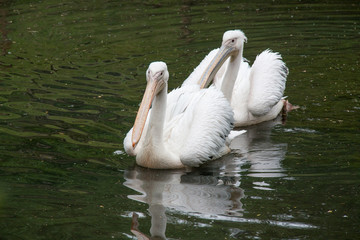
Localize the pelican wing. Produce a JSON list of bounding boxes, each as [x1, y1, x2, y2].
[[165, 85, 200, 122], [247, 49, 288, 116], [164, 86, 233, 167]]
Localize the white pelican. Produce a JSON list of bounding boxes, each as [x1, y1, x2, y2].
[[183, 30, 297, 127], [123, 61, 238, 169]]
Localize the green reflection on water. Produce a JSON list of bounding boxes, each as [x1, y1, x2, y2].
[[0, 0, 359, 239]]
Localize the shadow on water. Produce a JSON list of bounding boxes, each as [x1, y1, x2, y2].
[[123, 117, 316, 239]]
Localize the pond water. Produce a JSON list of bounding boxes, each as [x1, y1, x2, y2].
[[0, 0, 359, 239]]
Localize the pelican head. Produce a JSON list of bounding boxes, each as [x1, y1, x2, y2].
[[131, 61, 169, 148], [221, 30, 247, 50], [199, 30, 247, 88]]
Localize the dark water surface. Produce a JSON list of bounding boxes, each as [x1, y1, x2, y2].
[[0, 0, 359, 239]]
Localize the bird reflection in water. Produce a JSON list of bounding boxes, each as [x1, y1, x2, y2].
[[125, 116, 287, 239], [124, 165, 244, 239], [230, 116, 287, 179]]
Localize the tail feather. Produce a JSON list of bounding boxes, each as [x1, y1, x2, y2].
[[248, 49, 288, 117]]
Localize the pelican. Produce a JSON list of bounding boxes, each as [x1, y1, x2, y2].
[[184, 30, 296, 127], [123, 61, 239, 169]]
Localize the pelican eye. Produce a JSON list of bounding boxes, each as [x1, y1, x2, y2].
[[231, 39, 235, 43], [160, 72, 163, 75]]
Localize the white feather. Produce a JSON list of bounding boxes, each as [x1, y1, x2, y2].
[[247, 49, 288, 116]]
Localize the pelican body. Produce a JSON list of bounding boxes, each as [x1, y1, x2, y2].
[[183, 30, 293, 127], [124, 62, 234, 169]]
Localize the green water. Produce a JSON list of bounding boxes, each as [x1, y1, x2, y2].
[[0, 0, 359, 239]]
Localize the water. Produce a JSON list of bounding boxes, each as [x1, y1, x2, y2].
[[0, 0, 359, 239]]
